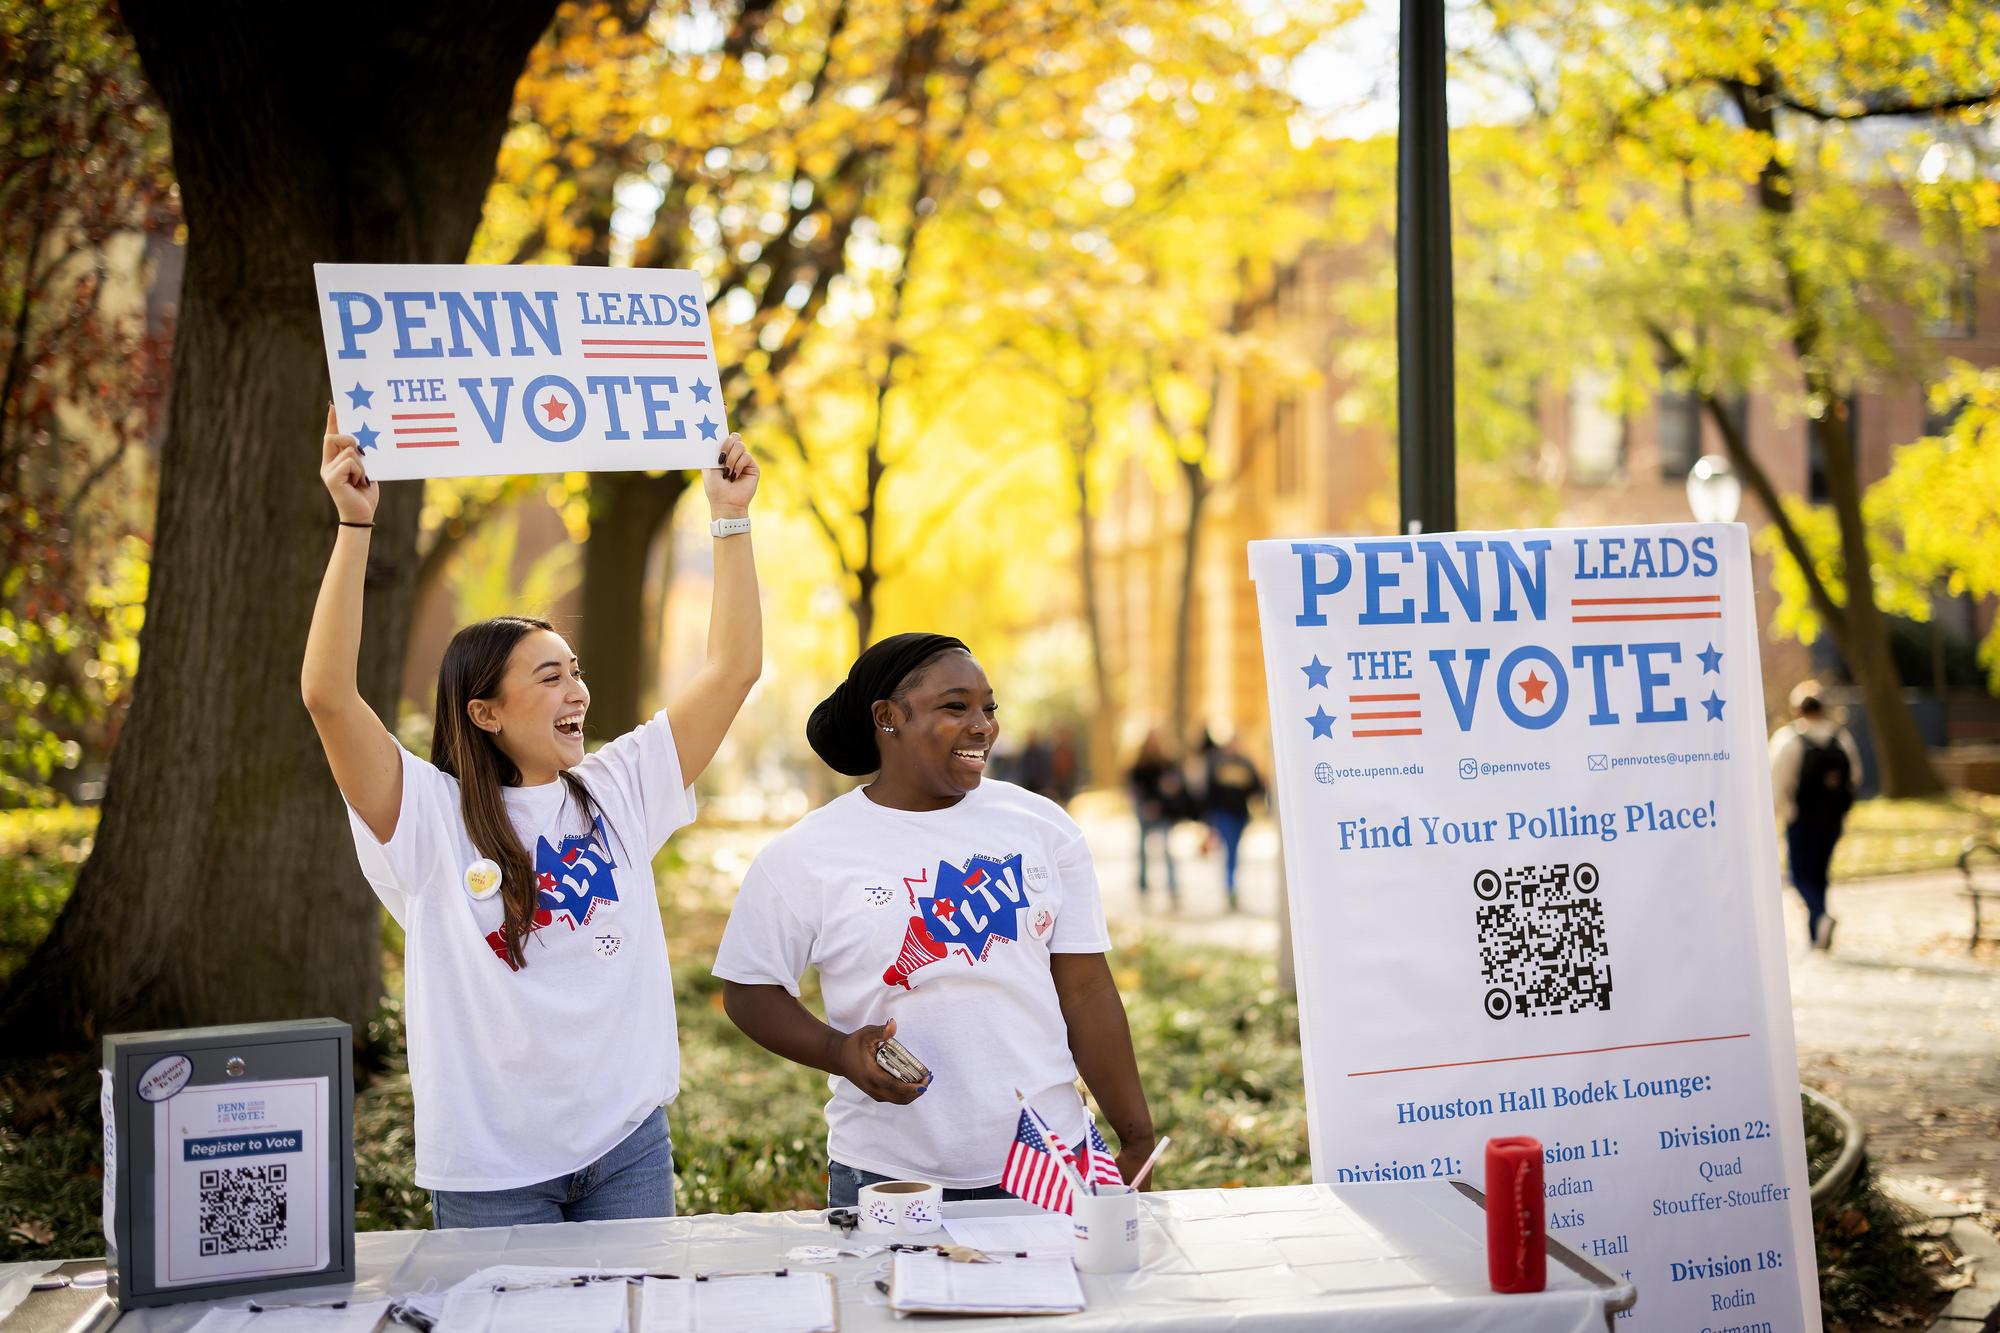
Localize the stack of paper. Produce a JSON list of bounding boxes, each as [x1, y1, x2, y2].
[[438, 1266, 641, 1332], [889, 1253, 1086, 1316], [640, 1274, 836, 1332], [188, 1302, 390, 1332], [406, 1264, 835, 1333], [940, 1214, 1076, 1257]]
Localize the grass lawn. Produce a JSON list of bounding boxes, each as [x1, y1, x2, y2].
[[1832, 793, 2000, 881]]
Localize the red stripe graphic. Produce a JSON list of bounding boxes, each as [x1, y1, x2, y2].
[[1570, 594, 1721, 623], [1353, 728, 1423, 738], [578, 338, 706, 346], [1570, 595, 1721, 605], [580, 352, 710, 360], [391, 412, 453, 420], [396, 439, 460, 449], [393, 426, 456, 435], [1351, 710, 1420, 720], [1572, 612, 1721, 622], [1349, 692, 1420, 702], [1348, 1032, 1751, 1077]]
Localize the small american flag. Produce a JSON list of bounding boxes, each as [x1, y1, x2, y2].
[[1001, 1108, 1123, 1214]]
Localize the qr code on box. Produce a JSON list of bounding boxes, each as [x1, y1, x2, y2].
[[197, 1163, 287, 1256], [1474, 863, 1612, 1020]]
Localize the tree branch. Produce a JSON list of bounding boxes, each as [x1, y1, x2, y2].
[[1740, 80, 2000, 123], [1645, 319, 1847, 642], [770, 394, 854, 575]]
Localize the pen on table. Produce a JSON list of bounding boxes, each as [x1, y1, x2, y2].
[[386, 1301, 436, 1332], [494, 1273, 658, 1291], [1128, 1133, 1172, 1191]]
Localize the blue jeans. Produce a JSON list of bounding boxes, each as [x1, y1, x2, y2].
[[1136, 819, 1178, 897], [1208, 811, 1249, 902], [431, 1107, 674, 1228], [1786, 818, 1841, 947], [827, 1160, 1017, 1209]]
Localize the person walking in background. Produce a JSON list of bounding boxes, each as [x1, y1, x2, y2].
[[1014, 729, 1056, 799], [1199, 727, 1265, 912], [1048, 724, 1080, 807], [1127, 728, 1185, 909], [1769, 682, 1861, 951]]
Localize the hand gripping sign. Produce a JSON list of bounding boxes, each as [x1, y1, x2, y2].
[[313, 264, 728, 481]]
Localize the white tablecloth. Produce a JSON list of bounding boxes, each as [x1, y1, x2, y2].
[[103, 1183, 1632, 1332]]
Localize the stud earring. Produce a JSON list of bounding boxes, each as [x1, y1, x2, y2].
[[880, 725, 895, 734]]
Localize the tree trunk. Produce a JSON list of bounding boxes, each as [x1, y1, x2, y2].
[[0, 2, 558, 1052], [848, 365, 892, 657], [1725, 77, 1942, 798], [579, 472, 688, 738], [1813, 402, 1942, 796], [1685, 374, 1940, 792], [1171, 458, 1208, 747], [851, 568, 878, 658], [1068, 422, 1118, 786]]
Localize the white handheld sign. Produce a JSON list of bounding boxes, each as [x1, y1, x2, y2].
[[313, 264, 727, 481]]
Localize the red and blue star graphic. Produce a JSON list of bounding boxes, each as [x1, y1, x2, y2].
[[916, 853, 1028, 964]]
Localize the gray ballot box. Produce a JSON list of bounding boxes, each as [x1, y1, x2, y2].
[[101, 1019, 355, 1309]]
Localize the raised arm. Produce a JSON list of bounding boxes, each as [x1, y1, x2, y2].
[[301, 405, 401, 842], [667, 433, 762, 787]]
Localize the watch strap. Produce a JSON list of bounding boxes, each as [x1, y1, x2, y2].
[[710, 515, 752, 538]]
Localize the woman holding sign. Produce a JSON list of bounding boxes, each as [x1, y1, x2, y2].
[[303, 407, 760, 1227], [714, 634, 1155, 1205]]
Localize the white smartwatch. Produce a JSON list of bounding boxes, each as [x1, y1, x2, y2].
[[710, 515, 751, 538]]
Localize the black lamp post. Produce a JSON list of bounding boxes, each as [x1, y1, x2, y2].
[[1397, 0, 1457, 534]]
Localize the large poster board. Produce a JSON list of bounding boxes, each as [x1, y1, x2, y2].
[[1250, 524, 1819, 1331], [314, 264, 726, 480]]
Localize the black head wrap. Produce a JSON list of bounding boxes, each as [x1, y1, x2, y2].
[[806, 632, 970, 775]]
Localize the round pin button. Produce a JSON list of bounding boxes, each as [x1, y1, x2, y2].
[[464, 858, 502, 900]]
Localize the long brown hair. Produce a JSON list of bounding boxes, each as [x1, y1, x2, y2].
[[432, 616, 607, 970]]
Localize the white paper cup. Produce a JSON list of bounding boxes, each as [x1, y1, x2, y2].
[[857, 1180, 943, 1235], [1071, 1184, 1139, 1272]]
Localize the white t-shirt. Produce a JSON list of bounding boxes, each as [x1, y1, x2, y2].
[[346, 710, 696, 1191], [712, 779, 1112, 1187]]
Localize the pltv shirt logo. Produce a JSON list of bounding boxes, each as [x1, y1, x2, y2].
[[484, 816, 621, 969], [882, 853, 1028, 989]]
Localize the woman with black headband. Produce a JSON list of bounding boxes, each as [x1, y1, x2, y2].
[[714, 634, 1156, 1205]]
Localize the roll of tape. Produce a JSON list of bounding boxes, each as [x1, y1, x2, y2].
[[857, 1180, 943, 1235]]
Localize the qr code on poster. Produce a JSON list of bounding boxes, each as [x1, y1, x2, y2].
[[197, 1163, 287, 1256], [1474, 863, 1612, 1020]]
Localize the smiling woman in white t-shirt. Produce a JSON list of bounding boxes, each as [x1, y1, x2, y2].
[[714, 634, 1156, 1205], [301, 406, 761, 1227]]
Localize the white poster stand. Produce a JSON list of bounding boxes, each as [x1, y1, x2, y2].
[[1250, 523, 1820, 1332]]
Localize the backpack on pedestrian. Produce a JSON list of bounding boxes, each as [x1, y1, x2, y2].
[[1794, 732, 1854, 823]]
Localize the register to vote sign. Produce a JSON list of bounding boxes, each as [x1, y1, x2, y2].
[[1251, 524, 1819, 1332], [313, 264, 727, 481], [150, 1076, 330, 1287]]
